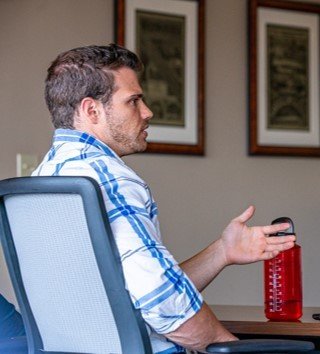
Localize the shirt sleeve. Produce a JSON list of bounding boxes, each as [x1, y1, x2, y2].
[[98, 173, 204, 334]]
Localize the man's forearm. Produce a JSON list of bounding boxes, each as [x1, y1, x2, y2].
[[180, 239, 227, 292], [165, 302, 237, 352]]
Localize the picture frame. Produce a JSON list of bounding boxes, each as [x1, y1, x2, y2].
[[249, 0, 320, 157], [115, 0, 205, 155]]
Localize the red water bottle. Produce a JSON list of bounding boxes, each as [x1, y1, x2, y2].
[[264, 217, 302, 321]]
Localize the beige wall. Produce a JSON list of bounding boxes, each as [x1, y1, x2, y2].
[[1, 0, 320, 309]]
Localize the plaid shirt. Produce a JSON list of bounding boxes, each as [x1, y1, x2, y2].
[[33, 129, 203, 354]]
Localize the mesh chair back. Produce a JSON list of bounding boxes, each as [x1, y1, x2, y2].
[[0, 176, 152, 354]]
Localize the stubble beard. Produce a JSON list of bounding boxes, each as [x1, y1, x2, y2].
[[105, 110, 147, 156], [110, 126, 147, 155]]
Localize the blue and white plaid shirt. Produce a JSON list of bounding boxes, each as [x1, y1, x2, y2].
[[33, 129, 203, 354]]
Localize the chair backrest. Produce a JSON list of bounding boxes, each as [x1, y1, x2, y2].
[[0, 176, 153, 354]]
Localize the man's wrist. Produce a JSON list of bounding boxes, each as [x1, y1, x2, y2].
[[208, 238, 230, 269]]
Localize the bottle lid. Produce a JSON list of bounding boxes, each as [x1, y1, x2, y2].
[[271, 217, 295, 236]]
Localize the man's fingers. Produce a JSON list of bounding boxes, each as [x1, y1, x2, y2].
[[261, 240, 295, 261], [261, 250, 280, 261], [265, 240, 295, 253], [261, 222, 291, 235], [266, 235, 296, 244]]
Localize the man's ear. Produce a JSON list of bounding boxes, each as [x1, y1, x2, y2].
[[79, 97, 100, 124]]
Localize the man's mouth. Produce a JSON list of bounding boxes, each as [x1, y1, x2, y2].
[[141, 126, 149, 138]]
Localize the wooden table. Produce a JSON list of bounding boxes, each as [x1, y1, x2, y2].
[[210, 305, 320, 337]]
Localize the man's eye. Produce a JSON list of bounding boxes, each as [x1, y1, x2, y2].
[[130, 99, 139, 106]]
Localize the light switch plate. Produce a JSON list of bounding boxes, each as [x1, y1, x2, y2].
[[16, 153, 38, 177]]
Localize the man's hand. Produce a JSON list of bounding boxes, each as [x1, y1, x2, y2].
[[180, 205, 295, 292], [219, 205, 296, 266]]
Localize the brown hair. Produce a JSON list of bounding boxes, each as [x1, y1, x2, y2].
[[45, 44, 143, 129]]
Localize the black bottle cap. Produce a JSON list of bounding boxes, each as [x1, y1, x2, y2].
[[271, 217, 295, 236]]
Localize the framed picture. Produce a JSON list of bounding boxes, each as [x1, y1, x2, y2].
[[249, 0, 320, 157], [115, 0, 205, 155]]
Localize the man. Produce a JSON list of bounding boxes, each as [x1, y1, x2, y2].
[[33, 44, 295, 354], [0, 294, 25, 339]]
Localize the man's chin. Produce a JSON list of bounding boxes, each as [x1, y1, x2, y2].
[[126, 141, 148, 155], [138, 141, 148, 153]]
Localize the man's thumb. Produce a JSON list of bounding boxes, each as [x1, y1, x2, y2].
[[233, 205, 255, 223]]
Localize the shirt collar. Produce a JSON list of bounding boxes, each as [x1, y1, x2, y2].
[[53, 128, 123, 162]]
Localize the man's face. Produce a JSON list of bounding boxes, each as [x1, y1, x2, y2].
[[99, 67, 153, 156]]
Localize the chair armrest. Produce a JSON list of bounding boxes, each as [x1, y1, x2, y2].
[[205, 339, 315, 353]]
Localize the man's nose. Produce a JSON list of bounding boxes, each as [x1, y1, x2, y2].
[[141, 101, 153, 121]]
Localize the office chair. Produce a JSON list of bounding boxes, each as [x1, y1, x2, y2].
[[0, 176, 315, 354]]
